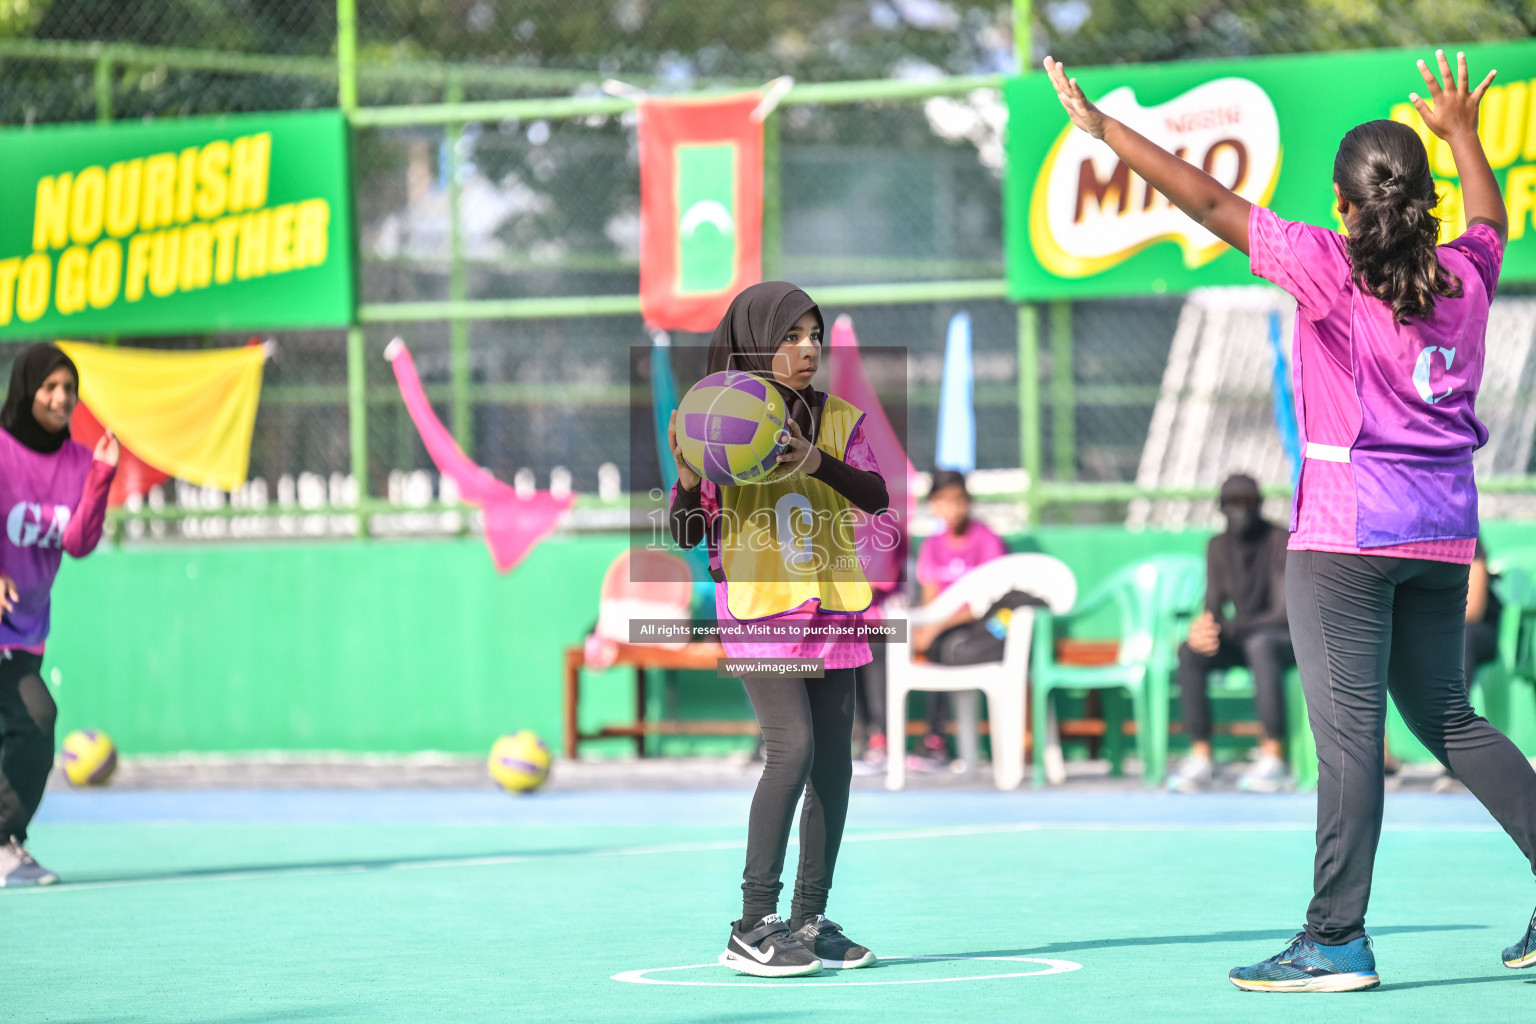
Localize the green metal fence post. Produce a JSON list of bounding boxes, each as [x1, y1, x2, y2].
[[1018, 305, 1042, 523], [1049, 300, 1076, 481], [336, 0, 357, 113], [347, 326, 368, 515], [339, 0, 365, 532], [1014, 0, 1033, 70], [93, 50, 113, 123], [1013, 0, 1039, 522], [446, 75, 472, 455], [762, 111, 782, 281]]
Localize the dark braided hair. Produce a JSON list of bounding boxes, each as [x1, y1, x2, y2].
[[1333, 119, 1461, 324]]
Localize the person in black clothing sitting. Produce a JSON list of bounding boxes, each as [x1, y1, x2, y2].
[[1168, 474, 1294, 793]]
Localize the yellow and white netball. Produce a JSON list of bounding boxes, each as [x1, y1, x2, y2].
[[488, 731, 551, 794], [676, 371, 790, 486], [61, 729, 118, 787]]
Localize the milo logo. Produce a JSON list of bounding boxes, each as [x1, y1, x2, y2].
[[1029, 78, 1282, 279]]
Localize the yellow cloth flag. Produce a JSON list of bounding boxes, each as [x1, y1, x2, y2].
[[56, 341, 265, 492]]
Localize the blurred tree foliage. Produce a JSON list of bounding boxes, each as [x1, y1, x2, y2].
[[0, 0, 45, 38], [29, 0, 335, 53], [10, 1, 1536, 85], [357, 0, 1012, 82], [1039, 0, 1536, 65]]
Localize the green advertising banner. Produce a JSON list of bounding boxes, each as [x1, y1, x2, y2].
[[0, 109, 353, 337], [1006, 40, 1536, 300]]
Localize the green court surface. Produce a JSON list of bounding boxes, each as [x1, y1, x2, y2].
[[5, 790, 1534, 1023]]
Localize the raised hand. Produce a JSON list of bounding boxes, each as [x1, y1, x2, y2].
[[1410, 49, 1496, 142], [1040, 53, 1253, 253], [93, 429, 120, 467], [668, 410, 701, 491], [1411, 49, 1507, 237], [1044, 55, 1109, 140]]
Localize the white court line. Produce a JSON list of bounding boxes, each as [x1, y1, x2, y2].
[[0, 819, 1496, 896], [612, 955, 1083, 987]]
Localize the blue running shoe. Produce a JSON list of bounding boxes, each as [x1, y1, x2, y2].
[[1229, 932, 1380, 992], [1503, 906, 1536, 969]]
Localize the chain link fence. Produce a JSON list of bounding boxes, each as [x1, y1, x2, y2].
[[1, 2, 1532, 542]]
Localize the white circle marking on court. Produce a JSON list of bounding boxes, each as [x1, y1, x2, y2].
[[611, 955, 1082, 987]]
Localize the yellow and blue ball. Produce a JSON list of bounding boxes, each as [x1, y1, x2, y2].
[[61, 729, 117, 787], [676, 371, 789, 486], [488, 731, 551, 794]]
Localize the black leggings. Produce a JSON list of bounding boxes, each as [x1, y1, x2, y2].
[[740, 669, 856, 926], [1288, 551, 1536, 944], [1176, 629, 1294, 744], [0, 651, 55, 844]]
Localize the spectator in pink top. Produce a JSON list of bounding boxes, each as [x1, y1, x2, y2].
[[1046, 49, 1536, 988], [909, 470, 1006, 769], [0, 344, 118, 887]]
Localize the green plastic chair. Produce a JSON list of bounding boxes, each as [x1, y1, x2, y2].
[[1030, 554, 1206, 786], [1491, 550, 1536, 686], [1385, 549, 1536, 763], [1202, 664, 1318, 791], [1479, 550, 1536, 750]]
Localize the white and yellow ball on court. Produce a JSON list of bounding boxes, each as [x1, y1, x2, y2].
[[676, 371, 790, 486], [61, 729, 118, 787], [488, 731, 551, 794]]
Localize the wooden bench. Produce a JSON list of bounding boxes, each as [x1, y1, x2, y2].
[[563, 641, 747, 759]]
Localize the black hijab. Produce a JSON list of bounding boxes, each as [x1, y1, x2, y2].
[[1218, 474, 1273, 618], [706, 281, 824, 441], [1, 344, 78, 454]]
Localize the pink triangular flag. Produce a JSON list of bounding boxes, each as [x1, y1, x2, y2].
[[829, 315, 914, 591], [388, 339, 572, 573]]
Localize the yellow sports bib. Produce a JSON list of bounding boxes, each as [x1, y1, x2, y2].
[[718, 395, 874, 622]]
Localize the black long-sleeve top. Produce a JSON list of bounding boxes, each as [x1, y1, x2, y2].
[[1205, 522, 1289, 642], [669, 453, 888, 551]]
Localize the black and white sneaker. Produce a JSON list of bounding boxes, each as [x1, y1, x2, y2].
[[719, 914, 823, 977], [793, 915, 877, 969]]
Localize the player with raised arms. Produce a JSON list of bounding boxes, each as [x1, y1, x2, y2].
[[1046, 49, 1536, 990], [0, 344, 119, 886], [669, 281, 888, 977]]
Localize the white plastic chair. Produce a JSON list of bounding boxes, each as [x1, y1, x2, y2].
[[885, 553, 1077, 791]]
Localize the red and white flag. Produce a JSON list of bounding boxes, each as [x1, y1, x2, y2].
[[638, 93, 764, 332]]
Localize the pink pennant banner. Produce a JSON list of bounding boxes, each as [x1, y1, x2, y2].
[[828, 315, 914, 592], [387, 339, 573, 573]]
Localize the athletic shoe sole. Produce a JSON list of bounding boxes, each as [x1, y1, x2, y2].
[[1504, 949, 1536, 969], [820, 951, 877, 969], [718, 951, 823, 978], [1230, 971, 1380, 992], [0, 874, 58, 887], [1166, 781, 1210, 794]]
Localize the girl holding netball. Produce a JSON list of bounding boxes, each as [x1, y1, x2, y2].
[[669, 281, 888, 977], [0, 344, 118, 885], [1047, 49, 1536, 990]]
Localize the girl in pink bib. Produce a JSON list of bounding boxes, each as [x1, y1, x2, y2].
[[1046, 49, 1536, 989], [0, 344, 118, 886]]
